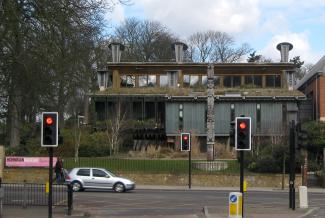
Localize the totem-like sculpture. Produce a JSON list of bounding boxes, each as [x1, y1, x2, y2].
[[206, 64, 215, 161]]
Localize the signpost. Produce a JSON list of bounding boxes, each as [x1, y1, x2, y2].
[[229, 192, 243, 218], [181, 133, 191, 189], [41, 112, 58, 218], [233, 116, 252, 218]]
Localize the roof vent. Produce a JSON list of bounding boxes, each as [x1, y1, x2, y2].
[[276, 42, 293, 62], [172, 42, 188, 63]]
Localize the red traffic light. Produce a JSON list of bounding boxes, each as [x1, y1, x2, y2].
[[45, 117, 53, 125], [239, 122, 246, 130], [183, 135, 188, 140]]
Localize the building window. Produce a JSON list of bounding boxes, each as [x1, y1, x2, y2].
[[214, 76, 220, 87], [230, 104, 235, 121], [183, 75, 190, 87], [266, 75, 281, 88], [245, 75, 262, 87], [160, 75, 168, 87], [99, 73, 105, 87], [282, 103, 287, 125], [167, 71, 178, 87], [183, 75, 199, 87], [179, 104, 183, 130], [139, 75, 156, 87], [257, 103, 261, 130], [190, 75, 199, 87], [120, 75, 135, 87], [224, 76, 241, 88], [202, 76, 207, 85]]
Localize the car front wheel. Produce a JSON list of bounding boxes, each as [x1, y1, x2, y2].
[[113, 182, 125, 193], [72, 181, 83, 192]]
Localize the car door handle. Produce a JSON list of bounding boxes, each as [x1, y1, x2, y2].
[[91, 178, 95, 179]]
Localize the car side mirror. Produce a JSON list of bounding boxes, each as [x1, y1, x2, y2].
[[105, 175, 110, 178]]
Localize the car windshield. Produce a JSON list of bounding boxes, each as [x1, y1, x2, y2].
[[105, 169, 117, 177]]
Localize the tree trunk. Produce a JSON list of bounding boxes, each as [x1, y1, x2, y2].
[[8, 93, 21, 147], [83, 93, 89, 124], [57, 80, 65, 127]]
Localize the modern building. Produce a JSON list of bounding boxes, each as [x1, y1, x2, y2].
[[296, 56, 325, 122], [91, 42, 305, 153]]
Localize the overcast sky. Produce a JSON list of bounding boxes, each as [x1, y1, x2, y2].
[[107, 0, 324, 64]]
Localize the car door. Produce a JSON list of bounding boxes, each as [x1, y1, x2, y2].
[[76, 168, 92, 187], [91, 169, 113, 188]]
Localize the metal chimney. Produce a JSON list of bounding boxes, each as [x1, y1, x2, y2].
[[109, 42, 125, 62], [172, 42, 188, 63], [276, 42, 293, 62]]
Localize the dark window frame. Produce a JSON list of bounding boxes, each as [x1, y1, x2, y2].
[[77, 169, 90, 176], [223, 76, 241, 88], [92, 169, 108, 178], [266, 75, 281, 88]]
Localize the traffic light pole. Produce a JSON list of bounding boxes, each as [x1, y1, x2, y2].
[[240, 150, 244, 217], [188, 148, 192, 189], [48, 147, 53, 218], [289, 121, 296, 210]]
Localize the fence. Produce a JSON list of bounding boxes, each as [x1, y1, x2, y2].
[[1, 182, 72, 210], [63, 157, 240, 174]]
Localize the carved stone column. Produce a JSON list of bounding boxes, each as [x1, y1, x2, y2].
[[207, 64, 215, 161]]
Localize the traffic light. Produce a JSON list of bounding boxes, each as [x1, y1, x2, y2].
[[181, 133, 191, 151], [41, 112, 58, 147], [235, 117, 251, 150]]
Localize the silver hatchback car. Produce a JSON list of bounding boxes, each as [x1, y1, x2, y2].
[[66, 167, 135, 192]]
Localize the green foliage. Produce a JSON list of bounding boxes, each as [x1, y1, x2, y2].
[[301, 121, 325, 169], [246, 144, 303, 173], [79, 132, 109, 156], [302, 121, 325, 149]]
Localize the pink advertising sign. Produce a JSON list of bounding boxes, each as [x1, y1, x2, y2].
[[6, 156, 57, 167]]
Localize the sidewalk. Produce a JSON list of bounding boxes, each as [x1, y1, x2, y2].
[[203, 205, 320, 218], [2, 205, 88, 218], [136, 185, 325, 193]]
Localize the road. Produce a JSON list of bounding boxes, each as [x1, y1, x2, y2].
[[73, 188, 325, 217]]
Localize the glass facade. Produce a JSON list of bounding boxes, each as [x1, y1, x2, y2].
[[139, 75, 156, 87], [266, 75, 281, 87], [120, 75, 135, 87], [183, 75, 200, 87], [160, 75, 168, 87], [224, 76, 241, 87], [245, 75, 262, 87]]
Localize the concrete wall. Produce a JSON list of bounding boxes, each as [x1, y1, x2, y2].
[[3, 168, 302, 188]]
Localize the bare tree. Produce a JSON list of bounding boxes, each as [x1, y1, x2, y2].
[[211, 31, 252, 63], [188, 31, 214, 62], [187, 30, 251, 63], [114, 18, 177, 62], [105, 101, 127, 155]]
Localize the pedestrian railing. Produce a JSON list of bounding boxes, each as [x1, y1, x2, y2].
[[0, 181, 73, 215]]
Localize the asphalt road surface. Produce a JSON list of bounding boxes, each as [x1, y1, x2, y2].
[[73, 189, 325, 217]]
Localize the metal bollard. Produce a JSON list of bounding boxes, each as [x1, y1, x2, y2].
[[299, 186, 308, 208], [229, 192, 242, 218], [67, 184, 73, 215]]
